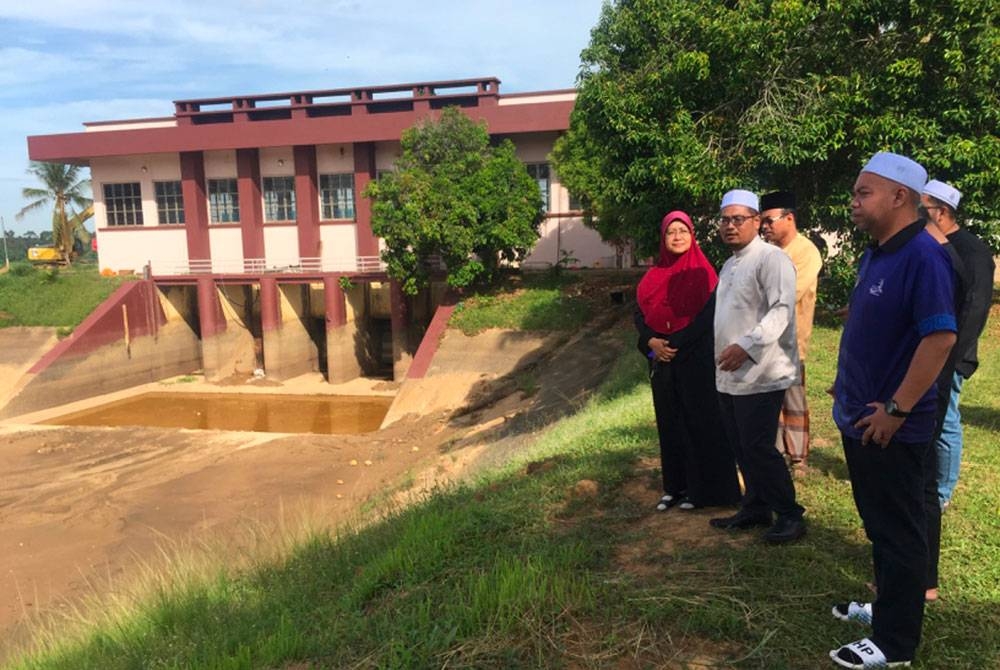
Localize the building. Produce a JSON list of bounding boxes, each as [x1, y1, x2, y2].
[[9, 78, 617, 416], [27, 76, 616, 276]]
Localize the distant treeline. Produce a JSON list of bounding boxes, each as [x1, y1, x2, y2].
[[2, 230, 54, 263]]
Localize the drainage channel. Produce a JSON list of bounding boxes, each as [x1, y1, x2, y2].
[[41, 391, 393, 435]]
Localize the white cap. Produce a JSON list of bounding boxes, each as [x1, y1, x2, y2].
[[923, 179, 962, 210], [720, 189, 759, 212], [861, 151, 927, 193]]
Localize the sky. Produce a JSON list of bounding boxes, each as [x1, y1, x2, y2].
[[0, 0, 606, 236]]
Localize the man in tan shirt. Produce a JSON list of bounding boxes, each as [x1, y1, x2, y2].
[[760, 191, 822, 467]]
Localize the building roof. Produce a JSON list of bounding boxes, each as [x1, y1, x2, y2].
[[28, 77, 577, 165]]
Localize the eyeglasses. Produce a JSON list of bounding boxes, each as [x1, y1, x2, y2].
[[760, 212, 789, 227], [717, 215, 757, 228], [665, 228, 691, 237]]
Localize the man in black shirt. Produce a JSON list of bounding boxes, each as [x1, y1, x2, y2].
[[921, 179, 995, 511]]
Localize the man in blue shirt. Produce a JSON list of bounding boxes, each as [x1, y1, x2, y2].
[[829, 152, 956, 670]]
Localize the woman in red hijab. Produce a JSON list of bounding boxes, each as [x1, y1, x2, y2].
[[635, 211, 740, 511]]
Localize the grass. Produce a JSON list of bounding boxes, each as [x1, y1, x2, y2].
[[449, 272, 592, 334], [5, 304, 1000, 668], [0, 263, 127, 329]]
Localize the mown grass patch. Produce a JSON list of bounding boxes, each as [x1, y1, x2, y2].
[[0, 264, 126, 328], [7, 315, 1000, 669]]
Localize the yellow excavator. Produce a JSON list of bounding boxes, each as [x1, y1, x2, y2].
[[27, 205, 94, 266]]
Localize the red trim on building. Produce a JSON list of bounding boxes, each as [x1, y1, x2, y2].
[[353, 142, 379, 257], [180, 152, 211, 261], [237, 148, 265, 260], [83, 116, 175, 127], [293, 145, 321, 258], [405, 302, 456, 379], [28, 100, 574, 163]]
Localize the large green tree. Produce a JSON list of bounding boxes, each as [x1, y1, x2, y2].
[[17, 161, 93, 264], [554, 0, 1000, 259], [365, 107, 544, 294]]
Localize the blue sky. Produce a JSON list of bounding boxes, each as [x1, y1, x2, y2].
[[0, 0, 605, 236]]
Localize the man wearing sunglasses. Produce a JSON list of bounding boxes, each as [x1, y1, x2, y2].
[[710, 189, 806, 544], [759, 191, 823, 472]]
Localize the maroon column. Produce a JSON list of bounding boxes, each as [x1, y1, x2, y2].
[[294, 145, 321, 260], [237, 148, 264, 263], [180, 152, 210, 263], [196, 277, 224, 337], [323, 275, 347, 328], [260, 276, 280, 334], [353, 141, 379, 258]]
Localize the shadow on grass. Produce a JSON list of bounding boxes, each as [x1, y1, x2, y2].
[[807, 444, 851, 481], [958, 404, 1000, 432]]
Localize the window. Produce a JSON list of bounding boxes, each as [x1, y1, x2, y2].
[[526, 163, 550, 211], [263, 176, 296, 221], [319, 173, 355, 220], [103, 182, 143, 226], [208, 179, 240, 224], [154, 181, 185, 224]]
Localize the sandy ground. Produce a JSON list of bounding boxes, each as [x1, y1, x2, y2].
[[0, 290, 633, 658]]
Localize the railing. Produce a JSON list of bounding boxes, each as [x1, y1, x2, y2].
[[154, 256, 386, 276], [173, 77, 501, 124]]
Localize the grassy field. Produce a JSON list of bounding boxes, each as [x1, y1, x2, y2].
[[0, 263, 126, 330], [6, 287, 999, 668]]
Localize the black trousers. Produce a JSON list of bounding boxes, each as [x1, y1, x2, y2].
[[718, 391, 804, 521], [843, 434, 927, 661]]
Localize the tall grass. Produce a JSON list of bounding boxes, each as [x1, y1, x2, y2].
[[0, 264, 126, 328], [6, 314, 1000, 668]]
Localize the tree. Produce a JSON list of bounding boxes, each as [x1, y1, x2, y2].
[[17, 162, 93, 264], [553, 0, 1000, 260], [365, 107, 544, 294]]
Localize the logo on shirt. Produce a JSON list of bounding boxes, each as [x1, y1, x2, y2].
[[868, 278, 884, 296]]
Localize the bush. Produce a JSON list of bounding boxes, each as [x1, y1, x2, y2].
[[8, 261, 34, 277], [817, 251, 859, 312]]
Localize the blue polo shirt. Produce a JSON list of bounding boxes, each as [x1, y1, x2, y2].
[[833, 221, 957, 443]]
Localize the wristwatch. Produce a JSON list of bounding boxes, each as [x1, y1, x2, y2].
[[885, 398, 911, 418]]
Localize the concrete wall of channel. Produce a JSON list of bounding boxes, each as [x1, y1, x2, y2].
[[0, 281, 201, 419]]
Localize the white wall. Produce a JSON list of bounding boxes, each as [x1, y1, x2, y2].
[[92, 154, 188, 274], [316, 143, 353, 174], [209, 227, 244, 272], [204, 150, 237, 179], [319, 224, 359, 270], [100, 228, 189, 275], [263, 226, 300, 268]]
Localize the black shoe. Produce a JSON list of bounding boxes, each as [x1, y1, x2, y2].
[[709, 511, 772, 530], [763, 517, 806, 544]]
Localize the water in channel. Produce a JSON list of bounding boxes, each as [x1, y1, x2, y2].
[[43, 392, 392, 435]]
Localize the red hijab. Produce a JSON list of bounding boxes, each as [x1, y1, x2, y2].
[[636, 210, 718, 334]]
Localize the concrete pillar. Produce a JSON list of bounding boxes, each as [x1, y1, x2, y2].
[[261, 280, 318, 381], [197, 279, 257, 381], [324, 276, 362, 383], [389, 279, 412, 380]]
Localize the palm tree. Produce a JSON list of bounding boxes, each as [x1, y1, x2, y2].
[[17, 161, 93, 265]]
